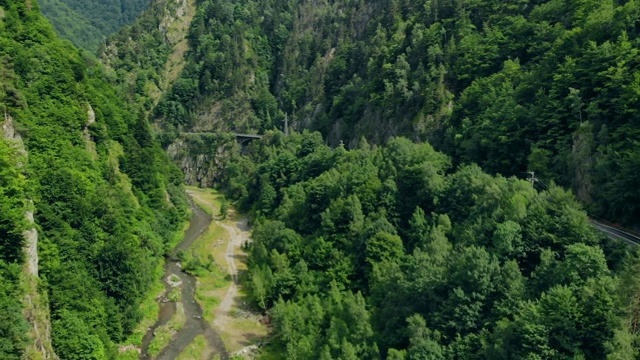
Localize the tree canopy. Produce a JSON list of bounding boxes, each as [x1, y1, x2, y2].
[[0, 0, 187, 356], [222, 130, 640, 359]]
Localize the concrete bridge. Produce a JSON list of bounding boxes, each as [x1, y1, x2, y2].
[[234, 133, 263, 145]]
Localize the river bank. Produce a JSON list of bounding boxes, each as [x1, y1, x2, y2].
[[117, 195, 227, 359], [186, 187, 269, 357], [117, 188, 267, 359]]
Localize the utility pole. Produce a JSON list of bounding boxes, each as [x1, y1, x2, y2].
[[527, 171, 537, 186]]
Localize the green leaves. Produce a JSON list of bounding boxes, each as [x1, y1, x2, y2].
[[0, 263, 28, 359], [40, 0, 151, 52], [52, 310, 106, 360], [0, 1, 188, 357], [0, 140, 27, 264], [271, 290, 378, 360], [234, 131, 632, 358]]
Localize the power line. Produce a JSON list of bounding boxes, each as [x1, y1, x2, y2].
[[534, 179, 550, 191]]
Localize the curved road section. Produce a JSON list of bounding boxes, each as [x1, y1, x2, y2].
[[140, 199, 228, 360], [591, 219, 640, 246]]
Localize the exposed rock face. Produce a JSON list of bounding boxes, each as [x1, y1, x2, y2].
[[571, 122, 594, 205], [159, 0, 190, 44], [83, 104, 97, 158], [86, 104, 96, 126], [1, 113, 59, 360], [24, 209, 38, 277], [166, 132, 237, 188], [2, 112, 26, 158]]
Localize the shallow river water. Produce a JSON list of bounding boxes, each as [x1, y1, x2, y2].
[[140, 199, 228, 360]]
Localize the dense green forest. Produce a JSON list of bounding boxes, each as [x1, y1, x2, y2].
[[0, 130, 30, 358], [223, 131, 639, 359], [39, 0, 151, 52], [2, 0, 640, 358], [0, 0, 187, 357], [143, 0, 640, 225]]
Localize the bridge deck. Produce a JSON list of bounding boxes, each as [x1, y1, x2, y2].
[[234, 133, 263, 139]]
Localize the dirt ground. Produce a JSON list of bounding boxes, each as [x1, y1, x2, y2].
[[186, 188, 269, 357]]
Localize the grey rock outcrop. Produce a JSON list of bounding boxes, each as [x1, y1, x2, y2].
[[167, 132, 238, 188]]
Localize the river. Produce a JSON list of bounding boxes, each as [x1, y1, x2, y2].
[[140, 199, 228, 360]]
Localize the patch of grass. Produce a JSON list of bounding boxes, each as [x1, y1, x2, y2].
[[147, 324, 173, 358], [195, 265, 226, 322], [169, 302, 186, 332], [147, 302, 186, 357], [116, 349, 139, 360], [232, 317, 265, 333], [192, 198, 215, 216], [199, 292, 222, 321], [186, 186, 225, 218], [168, 287, 181, 302], [176, 335, 208, 360]]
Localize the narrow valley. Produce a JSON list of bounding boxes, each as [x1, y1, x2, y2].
[[3, 0, 640, 358]]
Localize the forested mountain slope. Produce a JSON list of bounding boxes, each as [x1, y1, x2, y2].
[[47, 0, 640, 357], [0, 0, 187, 357], [39, 0, 150, 52], [5, 0, 639, 358], [224, 131, 640, 359], [120, 0, 640, 225], [100, 0, 195, 109]]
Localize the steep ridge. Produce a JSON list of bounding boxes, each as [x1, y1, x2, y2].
[[1, 114, 58, 359], [101, 0, 241, 188], [0, 0, 188, 357], [100, 0, 196, 106]]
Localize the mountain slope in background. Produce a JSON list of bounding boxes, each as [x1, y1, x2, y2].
[[2, 0, 640, 358], [0, 0, 187, 357], [112, 0, 640, 225], [39, 0, 151, 52]]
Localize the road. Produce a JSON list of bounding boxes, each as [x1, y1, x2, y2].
[[591, 220, 640, 246]]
